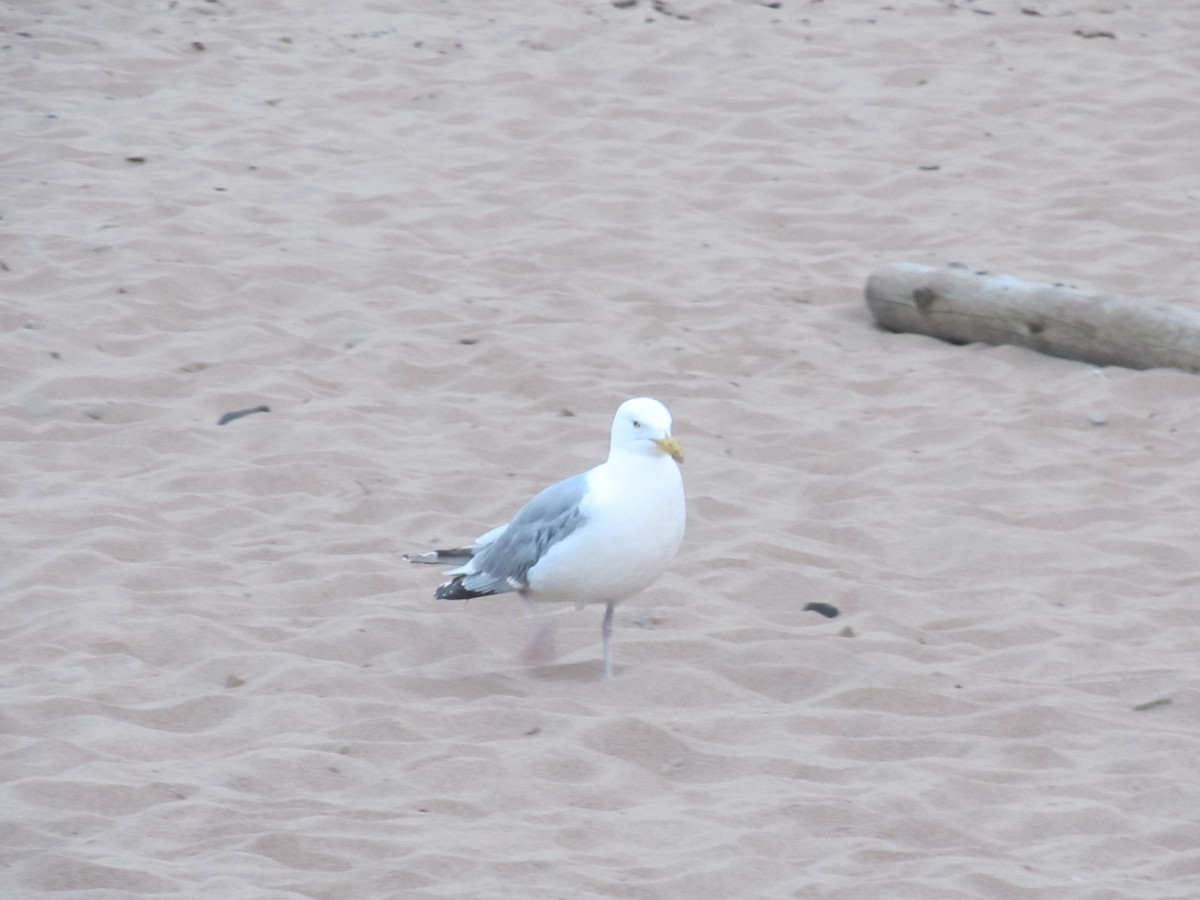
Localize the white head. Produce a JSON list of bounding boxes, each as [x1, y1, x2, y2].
[[609, 397, 684, 463]]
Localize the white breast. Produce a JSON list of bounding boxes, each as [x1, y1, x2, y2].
[[525, 453, 685, 605]]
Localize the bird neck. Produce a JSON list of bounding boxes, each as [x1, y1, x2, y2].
[[606, 445, 674, 470]]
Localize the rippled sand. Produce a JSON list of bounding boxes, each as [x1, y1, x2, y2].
[[4, 2, 1199, 897]]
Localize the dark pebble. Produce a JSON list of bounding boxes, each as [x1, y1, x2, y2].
[[217, 405, 270, 425]]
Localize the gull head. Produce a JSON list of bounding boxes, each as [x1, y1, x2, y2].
[[610, 397, 684, 464]]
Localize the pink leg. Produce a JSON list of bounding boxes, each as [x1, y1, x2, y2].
[[602, 602, 615, 680], [519, 596, 556, 667]]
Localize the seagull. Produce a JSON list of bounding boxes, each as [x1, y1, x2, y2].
[[407, 397, 686, 679]]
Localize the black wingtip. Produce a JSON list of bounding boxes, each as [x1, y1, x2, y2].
[[435, 578, 495, 601]]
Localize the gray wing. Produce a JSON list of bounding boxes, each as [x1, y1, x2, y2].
[[452, 471, 589, 596]]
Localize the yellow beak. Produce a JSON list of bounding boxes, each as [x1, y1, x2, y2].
[[654, 436, 685, 464]]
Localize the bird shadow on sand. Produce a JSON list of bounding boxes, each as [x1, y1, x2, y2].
[[526, 660, 616, 683]]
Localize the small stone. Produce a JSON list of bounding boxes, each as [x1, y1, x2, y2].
[[804, 601, 840, 619], [1088, 413, 1108, 426]]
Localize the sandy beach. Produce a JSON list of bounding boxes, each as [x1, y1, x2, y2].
[[4, 1, 1199, 897]]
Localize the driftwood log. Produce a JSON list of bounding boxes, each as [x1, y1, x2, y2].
[[865, 263, 1200, 374]]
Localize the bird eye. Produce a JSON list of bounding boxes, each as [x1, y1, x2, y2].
[[632, 419, 641, 428]]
